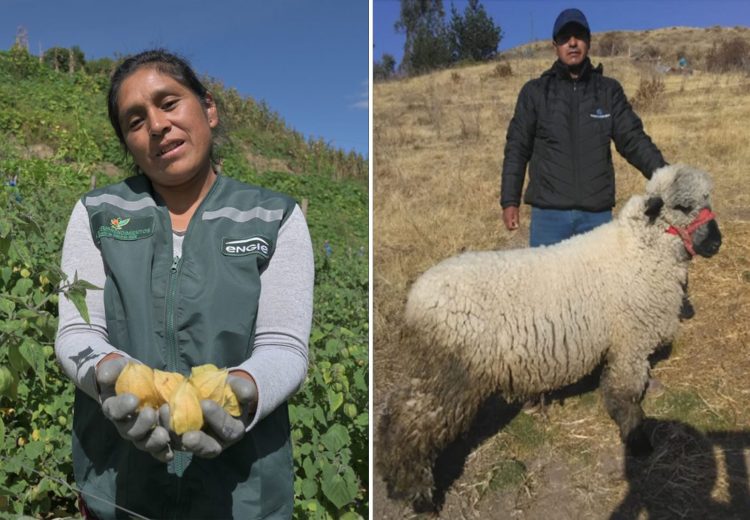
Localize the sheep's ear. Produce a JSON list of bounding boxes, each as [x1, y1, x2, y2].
[[644, 196, 663, 223]]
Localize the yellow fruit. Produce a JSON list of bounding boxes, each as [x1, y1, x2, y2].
[[153, 369, 185, 404], [189, 364, 243, 417], [169, 380, 203, 434], [189, 364, 227, 402], [114, 362, 160, 410], [221, 384, 241, 417]]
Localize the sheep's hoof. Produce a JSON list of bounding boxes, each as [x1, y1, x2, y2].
[[625, 428, 653, 457], [521, 394, 547, 418]]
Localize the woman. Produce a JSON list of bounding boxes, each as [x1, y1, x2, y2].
[[55, 49, 314, 519]]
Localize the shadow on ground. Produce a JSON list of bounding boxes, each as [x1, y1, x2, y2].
[[431, 394, 523, 510], [612, 419, 750, 520]]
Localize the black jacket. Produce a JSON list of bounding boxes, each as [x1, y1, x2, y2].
[[501, 58, 666, 211]]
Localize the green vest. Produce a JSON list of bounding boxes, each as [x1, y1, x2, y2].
[[73, 174, 297, 519]]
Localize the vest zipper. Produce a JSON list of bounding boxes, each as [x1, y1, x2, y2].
[[166, 255, 181, 374], [166, 255, 188, 485], [164, 176, 222, 504]]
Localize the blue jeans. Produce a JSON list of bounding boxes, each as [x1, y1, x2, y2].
[[529, 207, 612, 247]]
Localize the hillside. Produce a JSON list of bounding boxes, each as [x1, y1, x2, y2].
[[0, 46, 368, 518], [504, 25, 750, 67], [374, 26, 750, 519]]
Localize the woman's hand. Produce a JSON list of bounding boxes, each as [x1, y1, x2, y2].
[[96, 356, 173, 462], [161, 373, 258, 458]]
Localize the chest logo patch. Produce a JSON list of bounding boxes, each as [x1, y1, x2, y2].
[[590, 108, 611, 119], [96, 216, 154, 241], [222, 237, 270, 258]]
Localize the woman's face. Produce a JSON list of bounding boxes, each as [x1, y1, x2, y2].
[[116, 67, 218, 187]]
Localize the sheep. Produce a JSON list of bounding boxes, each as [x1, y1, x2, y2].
[[377, 164, 722, 512]]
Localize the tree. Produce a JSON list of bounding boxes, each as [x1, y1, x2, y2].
[[448, 0, 502, 62], [43, 46, 85, 73], [396, 0, 452, 74], [84, 57, 117, 76], [405, 24, 452, 74], [373, 54, 397, 81]]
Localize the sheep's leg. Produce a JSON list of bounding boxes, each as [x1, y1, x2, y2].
[[377, 361, 488, 511], [679, 277, 695, 321], [600, 356, 653, 457]]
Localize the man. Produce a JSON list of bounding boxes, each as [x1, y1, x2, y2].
[[500, 9, 693, 409], [500, 8, 667, 247]]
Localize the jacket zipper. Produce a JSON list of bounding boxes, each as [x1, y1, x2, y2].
[[571, 79, 580, 206]]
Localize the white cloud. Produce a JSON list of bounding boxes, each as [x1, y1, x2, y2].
[[350, 79, 369, 110]]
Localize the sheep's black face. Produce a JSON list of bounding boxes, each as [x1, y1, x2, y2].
[[692, 218, 722, 257]]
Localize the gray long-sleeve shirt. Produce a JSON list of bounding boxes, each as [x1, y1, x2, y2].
[[55, 200, 314, 430]]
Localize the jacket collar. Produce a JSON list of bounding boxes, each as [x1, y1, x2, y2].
[[543, 57, 602, 81]]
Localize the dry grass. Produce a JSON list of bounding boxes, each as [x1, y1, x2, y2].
[[373, 28, 750, 519]]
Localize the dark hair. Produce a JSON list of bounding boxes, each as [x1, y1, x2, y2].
[[107, 49, 221, 171]]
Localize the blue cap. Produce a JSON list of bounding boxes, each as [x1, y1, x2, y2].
[[552, 8, 590, 39]]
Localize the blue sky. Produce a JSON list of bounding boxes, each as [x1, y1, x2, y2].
[[374, 0, 750, 64], [2, 0, 369, 157]]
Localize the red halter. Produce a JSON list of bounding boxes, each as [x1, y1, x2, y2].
[[666, 207, 716, 257]]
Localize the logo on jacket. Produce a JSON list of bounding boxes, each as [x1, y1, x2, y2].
[[590, 108, 611, 119], [222, 237, 270, 257], [96, 215, 153, 241], [110, 217, 130, 230]]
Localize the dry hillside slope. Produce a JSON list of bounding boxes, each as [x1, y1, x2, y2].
[[374, 26, 750, 519]]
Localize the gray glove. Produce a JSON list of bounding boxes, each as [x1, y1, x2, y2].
[[160, 374, 258, 459], [97, 357, 173, 463]]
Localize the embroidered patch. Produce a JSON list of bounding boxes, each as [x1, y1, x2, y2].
[[590, 108, 611, 119], [96, 216, 154, 241], [222, 237, 271, 257]]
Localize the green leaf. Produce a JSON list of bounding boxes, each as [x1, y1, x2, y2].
[[313, 405, 327, 426], [327, 390, 344, 414], [23, 440, 45, 460], [297, 406, 314, 428], [339, 513, 362, 520], [71, 271, 103, 291], [321, 472, 356, 510], [321, 424, 350, 453], [298, 443, 312, 456], [325, 338, 343, 356], [0, 296, 14, 315], [11, 278, 32, 296], [7, 343, 27, 372], [288, 404, 298, 423], [0, 416, 5, 451], [0, 366, 13, 398], [64, 290, 90, 324], [303, 457, 317, 479], [20, 339, 46, 387], [353, 371, 367, 392], [301, 478, 318, 499], [71, 279, 102, 291], [354, 413, 368, 427]]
